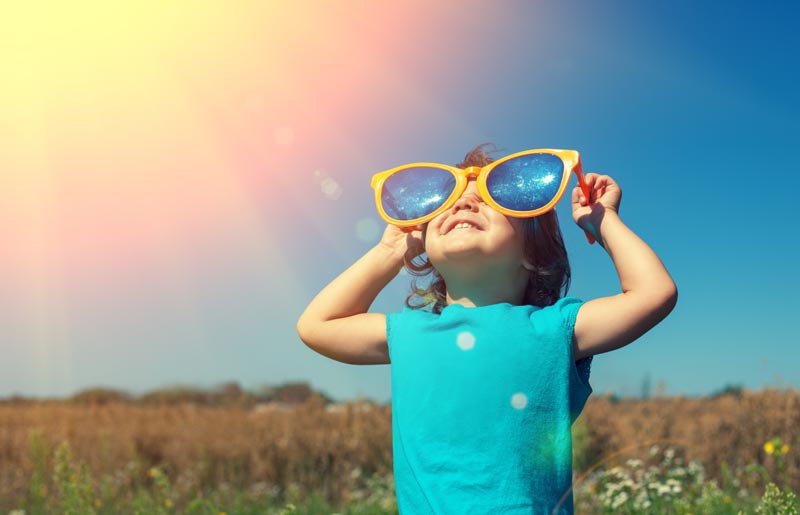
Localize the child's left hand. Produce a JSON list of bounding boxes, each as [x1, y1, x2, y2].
[[571, 173, 622, 237]]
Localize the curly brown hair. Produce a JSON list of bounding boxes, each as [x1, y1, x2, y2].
[[403, 142, 572, 314]]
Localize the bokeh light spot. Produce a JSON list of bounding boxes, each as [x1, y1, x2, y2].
[[356, 217, 380, 243], [511, 392, 528, 410], [456, 331, 475, 351], [320, 178, 342, 200], [312, 169, 343, 200]]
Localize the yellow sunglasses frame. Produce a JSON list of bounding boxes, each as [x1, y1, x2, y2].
[[371, 148, 595, 243]]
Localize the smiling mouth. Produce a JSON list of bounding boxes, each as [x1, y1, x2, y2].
[[446, 222, 480, 234]]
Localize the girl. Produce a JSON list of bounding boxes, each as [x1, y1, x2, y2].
[[297, 143, 677, 514]]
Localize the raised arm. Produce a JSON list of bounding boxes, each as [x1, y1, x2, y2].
[[571, 174, 678, 360], [296, 224, 423, 365]]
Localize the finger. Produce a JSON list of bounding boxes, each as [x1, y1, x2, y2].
[[572, 186, 587, 206], [597, 174, 614, 190]]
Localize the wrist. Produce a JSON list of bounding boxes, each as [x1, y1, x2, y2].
[[372, 243, 406, 272], [594, 209, 623, 248], [581, 208, 621, 248]]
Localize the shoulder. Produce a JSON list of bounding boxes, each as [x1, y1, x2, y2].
[[386, 306, 437, 332], [530, 296, 583, 328]]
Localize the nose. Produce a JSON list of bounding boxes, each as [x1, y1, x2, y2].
[[452, 184, 481, 213]]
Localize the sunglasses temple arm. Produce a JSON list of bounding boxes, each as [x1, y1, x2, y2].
[[574, 164, 597, 245]]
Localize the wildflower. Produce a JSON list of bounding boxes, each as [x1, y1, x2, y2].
[[633, 490, 651, 510], [626, 458, 643, 468], [764, 441, 776, 455], [164, 499, 173, 508], [94, 499, 102, 508], [149, 467, 158, 478], [611, 491, 629, 509], [666, 479, 682, 494], [781, 444, 790, 454]]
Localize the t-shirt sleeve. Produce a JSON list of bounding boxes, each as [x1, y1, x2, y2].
[[553, 296, 593, 393], [385, 311, 399, 364], [385, 307, 412, 365]]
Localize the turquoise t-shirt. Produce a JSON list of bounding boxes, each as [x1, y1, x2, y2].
[[385, 296, 593, 514]]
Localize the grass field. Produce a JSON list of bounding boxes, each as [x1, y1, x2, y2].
[[0, 389, 797, 514]]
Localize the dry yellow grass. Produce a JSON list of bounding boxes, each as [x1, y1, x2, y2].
[[579, 388, 799, 489], [0, 396, 392, 505], [0, 388, 797, 506]]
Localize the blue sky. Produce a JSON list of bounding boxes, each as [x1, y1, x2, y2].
[[2, 1, 798, 402], [291, 1, 800, 401]]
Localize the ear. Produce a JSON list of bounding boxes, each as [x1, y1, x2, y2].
[[522, 258, 535, 271]]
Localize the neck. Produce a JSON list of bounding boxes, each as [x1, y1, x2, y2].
[[440, 263, 530, 308]]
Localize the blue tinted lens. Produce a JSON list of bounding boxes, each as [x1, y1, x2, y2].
[[486, 153, 564, 211], [381, 167, 456, 221]]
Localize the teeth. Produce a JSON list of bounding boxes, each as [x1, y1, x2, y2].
[[454, 222, 476, 230]]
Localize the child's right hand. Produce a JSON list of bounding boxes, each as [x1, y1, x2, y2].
[[378, 223, 425, 264]]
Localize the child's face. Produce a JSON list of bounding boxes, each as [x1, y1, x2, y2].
[[424, 179, 528, 270]]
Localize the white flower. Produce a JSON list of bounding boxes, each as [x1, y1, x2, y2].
[[626, 458, 644, 468], [665, 479, 682, 493], [611, 491, 629, 509], [633, 490, 652, 510]]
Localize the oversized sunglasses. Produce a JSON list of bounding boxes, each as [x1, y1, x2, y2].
[[371, 148, 595, 244]]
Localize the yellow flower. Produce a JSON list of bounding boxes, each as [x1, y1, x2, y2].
[[94, 499, 103, 508], [724, 495, 732, 503], [164, 498, 173, 508], [781, 444, 790, 454], [149, 467, 158, 478], [764, 441, 775, 454]]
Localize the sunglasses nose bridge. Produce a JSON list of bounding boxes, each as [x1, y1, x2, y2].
[[461, 166, 483, 179]]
